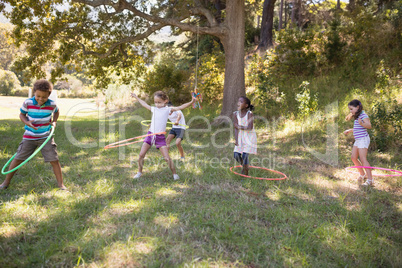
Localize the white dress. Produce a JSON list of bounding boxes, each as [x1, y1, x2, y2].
[[234, 111, 257, 154]]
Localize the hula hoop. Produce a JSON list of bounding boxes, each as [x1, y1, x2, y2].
[[141, 120, 189, 130], [1, 126, 55, 175], [104, 131, 166, 149], [230, 165, 287, 181], [345, 166, 402, 177]]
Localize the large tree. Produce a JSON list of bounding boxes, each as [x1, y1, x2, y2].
[[1, 0, 246, 119]]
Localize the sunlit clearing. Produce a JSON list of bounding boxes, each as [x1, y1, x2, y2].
[[155, 188, 180, 198], [153, 214, 179, 229], [0, 224, 19, 238], [265, 190, 281, 201]]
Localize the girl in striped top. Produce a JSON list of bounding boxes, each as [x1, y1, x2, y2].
[[344, 99, 373, 186]]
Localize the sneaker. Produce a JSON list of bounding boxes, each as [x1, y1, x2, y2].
[[357, 174, 366, 183], [134, 172, 142, 179], [173, 174, 180, 180], [362, 180, 374, 187]]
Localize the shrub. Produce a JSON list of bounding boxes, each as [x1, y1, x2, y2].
[[370, 99, 402, 151], [141, 55, 190, 104], [295, 81, 318, 118], [0, 69, 20, 95]]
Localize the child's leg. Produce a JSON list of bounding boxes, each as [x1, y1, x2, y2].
[[242, 153, 250, 175], [358, 148, 372, 181], [138, 142, 152, 173], [166, 134, 175, 150], [0, 159, 24, 188], [50, 160, 66, 189], [234, 152, 243, 165], [159, 146, 176, 174], [351, 146, 365, 175], [176, 138, 184, 158]]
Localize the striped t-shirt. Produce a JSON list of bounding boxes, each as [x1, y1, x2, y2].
[[353, 111, 369, 139], [20, 97, 58, 140]]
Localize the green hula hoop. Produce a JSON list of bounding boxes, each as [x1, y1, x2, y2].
[[1, 126, 55, 175], [140, 120, 189, 130]]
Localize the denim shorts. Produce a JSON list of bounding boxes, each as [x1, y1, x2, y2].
[[169, 128, 185, 140]]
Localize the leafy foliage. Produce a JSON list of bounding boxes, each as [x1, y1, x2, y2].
[[0, 69, 20, 95], [141, 51, 190, 104], [295, 81, 318, 118], [370, 99, 402, 151]]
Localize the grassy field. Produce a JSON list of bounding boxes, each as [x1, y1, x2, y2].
[[0, 102, 401, 267]]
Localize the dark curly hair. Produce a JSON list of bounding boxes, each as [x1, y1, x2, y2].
[[33, 79, 53, 93]]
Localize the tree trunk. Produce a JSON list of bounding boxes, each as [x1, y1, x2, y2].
[[217, 0, 246, 121], [256, 0, 277, 55], [347, 0, 355, 12], [337, 0, 341, 10], [279, 0, 284, 31]]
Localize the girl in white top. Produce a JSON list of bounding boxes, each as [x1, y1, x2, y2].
[[232, 96, 258, 175], [167, 102, 187, 159], [131, 91, 195, 180]]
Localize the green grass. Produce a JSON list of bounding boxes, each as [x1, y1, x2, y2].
[[0, 105, 401, 267]]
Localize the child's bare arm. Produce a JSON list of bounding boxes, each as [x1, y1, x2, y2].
[[171, 97, 196, 112], [233, 113, 239, 145], [358, 117, 372, 129], [131, 93, 151, 111], [52, 110, 60, 127], [175, 112, 182, 125], [19, 113, 37, 130], [343, 129, 353, 135]]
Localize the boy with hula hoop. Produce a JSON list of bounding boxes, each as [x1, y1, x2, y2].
[[0, 80, 67, 190]]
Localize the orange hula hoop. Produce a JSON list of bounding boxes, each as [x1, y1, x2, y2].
[[230, 165, 288, 181], [104, 132, 166, 149]]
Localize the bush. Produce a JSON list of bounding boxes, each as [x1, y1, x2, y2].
[[141, 55, 190, 104], [0, 69, 20, 95], [370, 99, 402, 151]]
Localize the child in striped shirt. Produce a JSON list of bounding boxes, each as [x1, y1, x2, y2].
[[344, 99, 373, 186], [0, 80, 67, 190]]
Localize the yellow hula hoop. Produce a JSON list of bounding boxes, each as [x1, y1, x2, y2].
[[140, 120, 189, 130]]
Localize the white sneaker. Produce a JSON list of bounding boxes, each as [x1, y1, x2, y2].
[[357, 174, 366, 183], [134, 172, 142, 179], [173, 174, 180, 180], [362, 180, 374, 187]]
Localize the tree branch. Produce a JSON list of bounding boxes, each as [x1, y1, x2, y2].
[[76, 23, 165, 58], [72, 0, 227, 38]]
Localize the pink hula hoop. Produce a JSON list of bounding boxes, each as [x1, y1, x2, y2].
[[104, 132, 166, 149], [345, 166, 402, 177], [230, 165, 287, 181]]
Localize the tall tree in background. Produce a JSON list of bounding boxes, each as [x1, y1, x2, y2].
[[0, 0, 246, 119], [278, 0, 284, 31], [256, 0, 277, 54]]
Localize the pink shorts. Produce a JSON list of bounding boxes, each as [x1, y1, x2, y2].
[[143, 131, 167, 148]]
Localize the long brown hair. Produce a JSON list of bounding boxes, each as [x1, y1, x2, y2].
[[345, 99, 363, 121]]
